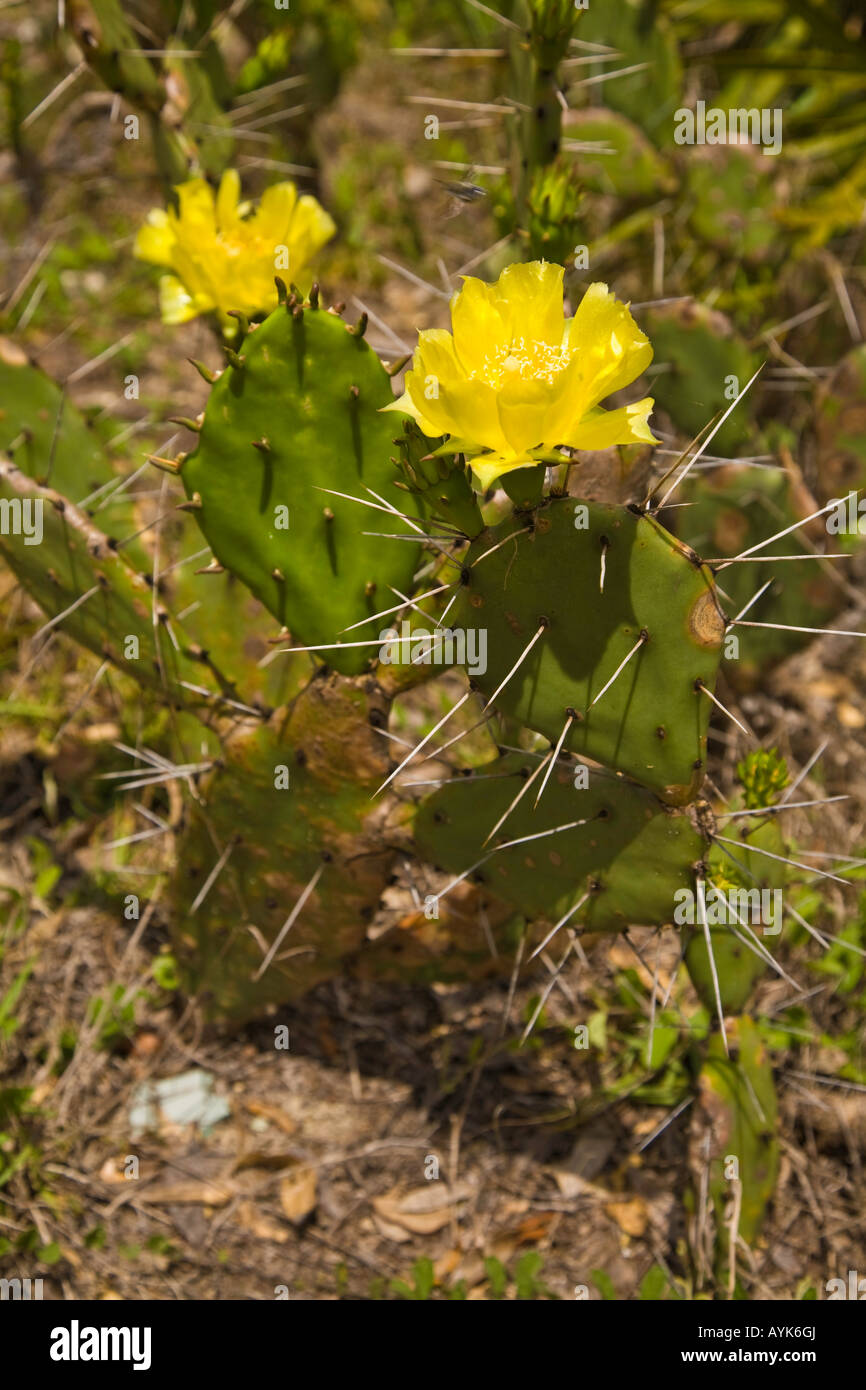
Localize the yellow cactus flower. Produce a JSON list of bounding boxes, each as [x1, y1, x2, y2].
[[384, 261, 656, 490], [134, 170, 336, 329]]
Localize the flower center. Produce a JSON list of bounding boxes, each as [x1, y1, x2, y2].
[[477, 336, 573, 389], [217, 229, 267, 259]]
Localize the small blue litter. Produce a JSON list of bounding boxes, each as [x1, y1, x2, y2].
[[129, 1069, 230, 1136]]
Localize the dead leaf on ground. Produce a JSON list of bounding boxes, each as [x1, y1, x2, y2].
[[138, 1180, 235, 1206], [604, 1194, 649, 1238], [243, 1099, 298, 1136], [232, 1149, 302, 1174], [488, 1210, 558, 1262], [279, 1165, 317, 1224], [234, 1200, 289, 1243], [372, 1182, 472, 1236], [551, 1169, 607, 1200], [371, 1214, 411, 1243]]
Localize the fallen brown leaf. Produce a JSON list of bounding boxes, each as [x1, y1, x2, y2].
[[138, 1180, 235, 1206], [244, 1099, 298, 1136], [372, 1182, 471, 1236], [604, 1194, 649, 1238], [279, 1166, 317, 1224], [234, 1200, 288, 1243]]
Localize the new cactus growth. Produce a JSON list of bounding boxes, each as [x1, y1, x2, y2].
[[508, 1, 578, 215], [690, 1017, 780, 1290]]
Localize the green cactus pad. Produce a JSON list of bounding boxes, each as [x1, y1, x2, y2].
[[0, 345, 137, 546], [181, 300, 424, 675], [564, 110, 676, 199], [812, 342, 866, 522], [170, 674, 398, 1019], [685, 928, 766, 1015], [451, 499, 726, 803], [0, 459, 218, 703], [576, 0, 683, 133], [685, 147, 779, 267], [641, 302, 759, 456], [675, 461, 842, 686], [166, 541, 315, 713], [414, 752, 704, 930]]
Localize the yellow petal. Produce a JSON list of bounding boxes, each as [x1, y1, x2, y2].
[[171, 179, 216, 236], [158, 275, 201, 325], [565, 398, 657, 450], [566, 282, 653, 408], [256, 181, 298, 241], [491, 260, 565, 347], [134, 210, 175, 267], [216, 169, 242, 230], [379, 390, 439, 436], [406, 331, 506, 453], [450, 276, 509, 376], [495, 375, 552, 457], [288, 194, 336, 269], [470, 452, 537, 491]]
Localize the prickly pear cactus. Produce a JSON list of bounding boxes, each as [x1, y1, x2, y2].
[[180, 289, 424, 673], [170, 674, 399, 1019], [0, 255, 818, 1288], [414, 752, 704, 929], [642, 302, 759, 456], [449, 499, 726, 803], [674, 459, 842, 686], [689, 1017, 780, 1291], [811, 342, 866, 516]]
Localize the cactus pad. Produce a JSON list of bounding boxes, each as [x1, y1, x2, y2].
[[0, 459, 216, 703], [451, 499, 725, 803], [170, 674, 399, 1018], [676, 461, 841, 685], [691, 1016, 779, 1274], [181, 299, 424, 675], [414, 752, 704, 930], [0, 344, 136, 544], [642, 302, 759, 456]]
